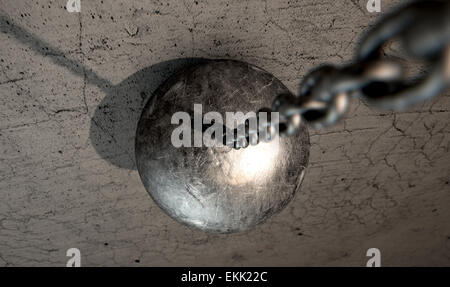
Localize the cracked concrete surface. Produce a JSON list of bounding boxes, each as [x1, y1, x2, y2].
[[0, 0, 449, 266]]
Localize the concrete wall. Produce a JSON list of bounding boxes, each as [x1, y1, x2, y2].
[[0, 0, 449, 266]]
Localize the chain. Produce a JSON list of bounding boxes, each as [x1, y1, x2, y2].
[[226, 0, 450, 149]]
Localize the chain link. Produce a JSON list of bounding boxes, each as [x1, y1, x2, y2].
[[227, 0, 450, 149]]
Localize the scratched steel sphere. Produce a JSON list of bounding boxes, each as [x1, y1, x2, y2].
[[135, 60, 310, 233]]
